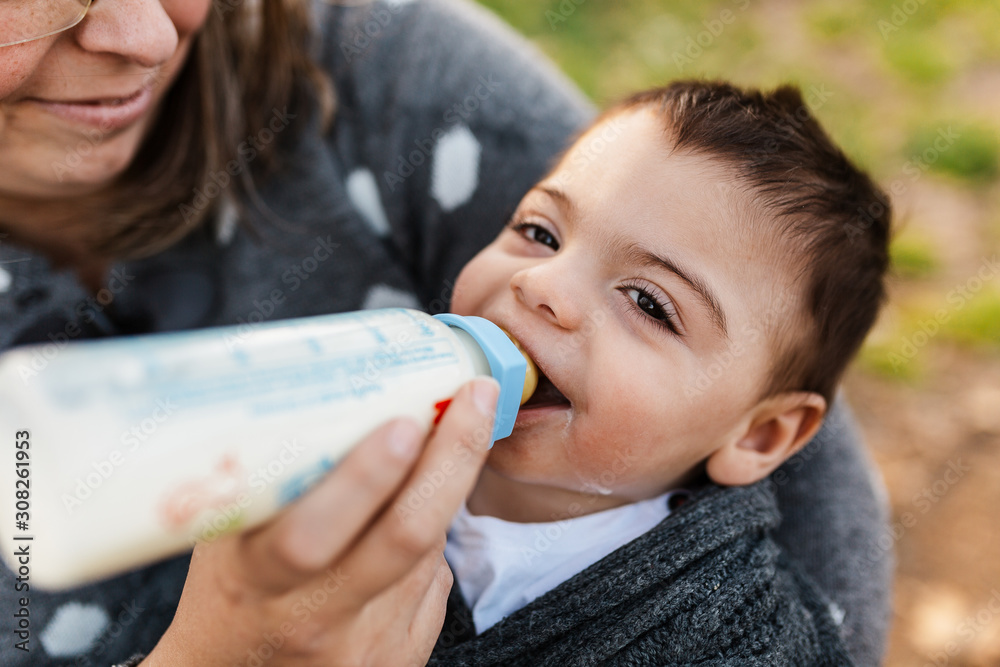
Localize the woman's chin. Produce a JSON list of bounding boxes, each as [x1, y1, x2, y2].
[[32, 143, 138, 194], [6, 120, 148, 196]]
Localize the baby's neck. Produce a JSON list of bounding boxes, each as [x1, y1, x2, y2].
[[467, 467, 634, 523]]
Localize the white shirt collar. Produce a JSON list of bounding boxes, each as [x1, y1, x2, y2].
[[445, 489, 688, 634]]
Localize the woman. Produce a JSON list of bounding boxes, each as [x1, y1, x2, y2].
[[0, 0, 891, 665]]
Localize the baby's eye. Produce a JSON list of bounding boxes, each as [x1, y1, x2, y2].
[[512, 221, 560, 251], [624, 286, 681, 335]]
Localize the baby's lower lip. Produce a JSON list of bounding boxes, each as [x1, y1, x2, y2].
[[513, 402, 572, 428]]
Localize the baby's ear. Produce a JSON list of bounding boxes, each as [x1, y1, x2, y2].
[[706, 392, 827, 486]]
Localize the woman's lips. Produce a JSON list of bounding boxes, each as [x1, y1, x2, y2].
[[27, 87, 154, 132]]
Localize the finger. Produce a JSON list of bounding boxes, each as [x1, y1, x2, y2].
[[240, 416, 426, 592], [386, 538, 447, 622], [408, 556, 455, 661], [339, 377, 497, 602]]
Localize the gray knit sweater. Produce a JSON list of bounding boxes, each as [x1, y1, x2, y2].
[[0, 1, 890, 665], [430, 482, 854, 666]]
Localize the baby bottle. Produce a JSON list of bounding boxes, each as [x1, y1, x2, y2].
[[0, 308, 537, 589]]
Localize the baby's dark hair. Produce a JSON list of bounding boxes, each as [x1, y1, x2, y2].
[[613, 80, 891, 405]]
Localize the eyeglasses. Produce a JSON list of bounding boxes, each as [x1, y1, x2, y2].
[[0, 0, 94, 48]]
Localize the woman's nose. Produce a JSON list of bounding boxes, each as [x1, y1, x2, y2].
[[74, 0, 179, 68], [510, 259, 586, 331]]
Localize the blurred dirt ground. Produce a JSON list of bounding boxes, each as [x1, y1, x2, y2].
[[846, 350, 1000, 666], [475, 1, 1000, 664]]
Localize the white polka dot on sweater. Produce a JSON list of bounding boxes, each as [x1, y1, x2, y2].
[[431, 125, 481, 212], [0, 266, 11, 293], [40, 602, 109, 657], [215, 196, 239, 246], [828, 601, 846, 627], [361, 284, 420, 311], [346, 168, 391, 237]]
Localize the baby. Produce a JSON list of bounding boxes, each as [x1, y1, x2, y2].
[[429, 80, 890, 665]]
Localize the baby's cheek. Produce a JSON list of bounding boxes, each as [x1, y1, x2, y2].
[[569, 422, 643, 488]]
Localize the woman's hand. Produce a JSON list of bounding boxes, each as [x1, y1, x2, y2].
[[141, 378, 499, 666]]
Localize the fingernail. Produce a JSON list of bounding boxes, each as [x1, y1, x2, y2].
[[471, 378, 500, 417], [387, 419, 421, 459]]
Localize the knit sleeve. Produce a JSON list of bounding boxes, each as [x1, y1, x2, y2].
[[315, 0, 595, 309], [770, 396, 893, 666]]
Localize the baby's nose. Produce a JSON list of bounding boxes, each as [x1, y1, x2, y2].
[[509, 262, 587, 331]]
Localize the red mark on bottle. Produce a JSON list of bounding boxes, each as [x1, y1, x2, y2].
[[159, 453, 246, 531], [433, 399, 453, 425]]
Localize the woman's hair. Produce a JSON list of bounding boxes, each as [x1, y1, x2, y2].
[[91, 0, 335, 259]]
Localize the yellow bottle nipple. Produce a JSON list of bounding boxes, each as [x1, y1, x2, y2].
[[499, 328, 538, 405]]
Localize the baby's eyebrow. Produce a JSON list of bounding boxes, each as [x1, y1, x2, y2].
[[534, 185, 576, 218], [619, 239, 730, 340], [532, 184, 729, 339]]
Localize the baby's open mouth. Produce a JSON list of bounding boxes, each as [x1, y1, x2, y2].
[[520, 370, 571, 409]]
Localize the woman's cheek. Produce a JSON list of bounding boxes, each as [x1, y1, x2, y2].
[[0, 41, 49, 101], [163, 0, 213, 35]]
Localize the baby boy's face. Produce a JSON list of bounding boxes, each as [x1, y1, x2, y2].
[[452, 109, 797, 519]]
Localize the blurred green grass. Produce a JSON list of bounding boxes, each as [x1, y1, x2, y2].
[[890, 231, 940, 279], [906, 122, 1000, 182], [476, 0, 1000, 380]]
